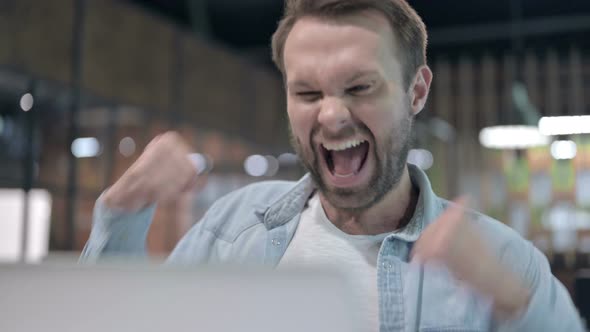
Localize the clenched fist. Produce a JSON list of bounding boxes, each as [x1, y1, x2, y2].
[[411, 198, 530, 318], [103, 131, 198, 211]]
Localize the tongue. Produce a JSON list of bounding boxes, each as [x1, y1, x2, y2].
[[331, 144, 367, 176]]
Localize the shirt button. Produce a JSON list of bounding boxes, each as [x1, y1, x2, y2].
[[271, 239, 281, 246], [382, 262, 393, 270]]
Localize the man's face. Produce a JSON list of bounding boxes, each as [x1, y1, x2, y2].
[[284, 12, 414, 211]]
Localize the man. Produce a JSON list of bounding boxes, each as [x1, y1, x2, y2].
[[81, 0, 583, 331]]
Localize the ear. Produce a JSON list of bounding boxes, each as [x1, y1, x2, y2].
[[408, 65, 433, 116]]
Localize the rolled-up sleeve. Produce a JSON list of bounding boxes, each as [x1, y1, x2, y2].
[[496, 240, 584, 331], [79, 193, 157, 263]]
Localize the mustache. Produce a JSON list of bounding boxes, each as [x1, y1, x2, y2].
[[310, 122, 372, 143]]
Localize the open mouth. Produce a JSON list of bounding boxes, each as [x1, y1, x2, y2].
[[321, 140, 369, 179]]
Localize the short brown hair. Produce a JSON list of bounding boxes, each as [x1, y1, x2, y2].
[[271, 0, 428, 89]]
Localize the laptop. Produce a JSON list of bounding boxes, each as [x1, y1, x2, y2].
[[0, 263, 360, 332]]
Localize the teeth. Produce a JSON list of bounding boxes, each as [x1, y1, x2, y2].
[[322, 139, 366, 151]]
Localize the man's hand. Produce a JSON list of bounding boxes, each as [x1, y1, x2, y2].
[[411, 198, 530, 318], [102, 131, 198, 211]]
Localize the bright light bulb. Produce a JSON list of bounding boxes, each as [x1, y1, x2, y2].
[[188, 153, 209, 175], [118, 137, 136, 157], [71, 137, 101, 158], [244, 155, 268, 177], [550, 140, 577, 160], [539, 116, 590, 136], [407, 149, 434, 170], [479, 126, 549, 149], [20, 93, 34, 112]]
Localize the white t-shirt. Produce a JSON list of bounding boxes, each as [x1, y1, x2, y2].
[[278, 193, 389, 332]]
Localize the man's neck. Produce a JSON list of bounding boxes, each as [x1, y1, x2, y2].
[[319, 166, 419, 235]]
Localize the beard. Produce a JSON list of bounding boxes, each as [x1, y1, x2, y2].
[[290, 108, 414, 213]]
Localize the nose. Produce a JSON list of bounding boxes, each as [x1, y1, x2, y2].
[[317, 97, 352, 135]]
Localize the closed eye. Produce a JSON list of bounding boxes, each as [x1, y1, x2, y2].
[[346, 84, 372, 95], [296, 91, 322, 102]]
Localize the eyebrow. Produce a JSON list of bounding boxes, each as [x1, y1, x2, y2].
[[287, 81, 315, 90], [345, 70, 380, 84]]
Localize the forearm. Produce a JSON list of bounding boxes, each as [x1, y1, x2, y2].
[[495, 277, 583, 332], [79, 193, 156, 263], [494, 246, 584, 332]]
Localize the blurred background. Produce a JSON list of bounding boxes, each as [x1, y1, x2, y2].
[[0, 0, 589, 317]]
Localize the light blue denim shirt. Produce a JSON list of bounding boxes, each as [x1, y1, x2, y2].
[[81, 165, 583, 331]]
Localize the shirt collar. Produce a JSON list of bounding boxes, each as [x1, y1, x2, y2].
[[260, 164, 441, 240], [384, 164, 442, 243]]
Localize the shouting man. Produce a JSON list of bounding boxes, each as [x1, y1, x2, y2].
[[82, 1, 583, 331]]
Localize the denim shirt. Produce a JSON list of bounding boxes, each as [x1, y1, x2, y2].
[[81, 165, 584, 332]]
